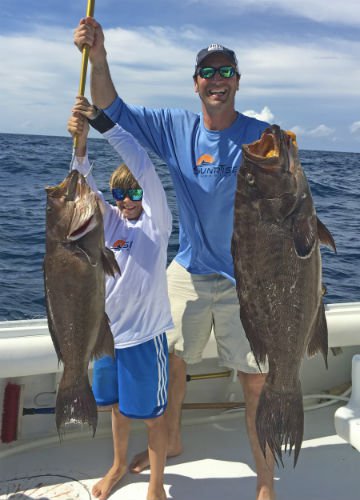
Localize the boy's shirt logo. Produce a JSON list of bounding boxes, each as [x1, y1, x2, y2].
[[111, 239, 133, 251], [194, 152, 239, 177]]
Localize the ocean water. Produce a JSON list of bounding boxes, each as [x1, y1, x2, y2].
[[0, 132, 359, 321]]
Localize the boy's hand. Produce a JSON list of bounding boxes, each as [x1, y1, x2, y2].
[[67, 98, 90, 155], [67, 114, 89, 142]]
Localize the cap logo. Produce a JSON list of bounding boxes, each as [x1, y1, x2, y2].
[[207, 43, 224, 52]]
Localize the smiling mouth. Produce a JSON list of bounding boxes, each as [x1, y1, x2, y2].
[[209, 89, 226, 96]]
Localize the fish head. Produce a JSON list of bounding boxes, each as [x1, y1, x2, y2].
[[45, 170, 101, 243], [240, 125, 305, 220]]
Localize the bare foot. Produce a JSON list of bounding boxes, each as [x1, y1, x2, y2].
[[147, 485, 167, 500], [92, 464, 128, 500], [130, 444, 183, 473]]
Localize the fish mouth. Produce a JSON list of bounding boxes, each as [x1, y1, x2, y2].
[[46, 170, 99, 241], [68, 213, 96, 241], [243, 125, 298, 173], [67, 188, 99, 241]]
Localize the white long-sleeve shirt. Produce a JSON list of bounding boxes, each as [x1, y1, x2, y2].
[[73, 124, 174, 348]]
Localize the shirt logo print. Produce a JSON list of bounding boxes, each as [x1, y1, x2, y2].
[[196, 153, 215, 166], [194, 153, 239, 177], [111, 239, 133, 251]]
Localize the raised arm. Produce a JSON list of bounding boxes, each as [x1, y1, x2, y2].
[[73, 17, 117, 109], [72, 97, 172, 234], [67, 100, 108, 215]]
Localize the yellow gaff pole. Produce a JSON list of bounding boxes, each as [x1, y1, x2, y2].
[[73, 0, 96, 151]]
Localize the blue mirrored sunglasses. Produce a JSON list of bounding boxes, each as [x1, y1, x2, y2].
[[112, 188, 143, 201], [197, 65, 236, 79]]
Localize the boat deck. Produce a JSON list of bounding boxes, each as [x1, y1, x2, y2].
[[1, 403, 358, 500]]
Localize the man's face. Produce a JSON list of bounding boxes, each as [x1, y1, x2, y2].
[[194, 53, 240, 113]]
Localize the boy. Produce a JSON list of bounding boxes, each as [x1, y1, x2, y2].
[[67, 96, 173, 500]]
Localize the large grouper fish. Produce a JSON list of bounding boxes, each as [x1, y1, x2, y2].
[[231, 125, 336, 466], [44, 169, 120, 436]]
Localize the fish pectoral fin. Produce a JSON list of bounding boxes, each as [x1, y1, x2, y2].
[[92, 314, 115, 360], [317, 217, 337, 253], [102, 247, 121, 277], [307, 302, 328, 368], [292, 216, 317, 257]]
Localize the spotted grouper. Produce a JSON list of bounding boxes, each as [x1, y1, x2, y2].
[[44, 169, 120, 436], [231, 125, 336, 466]]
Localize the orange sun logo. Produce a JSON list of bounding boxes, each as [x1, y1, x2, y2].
[[113, 239, 126, 248], [196, 154, 215, 166]]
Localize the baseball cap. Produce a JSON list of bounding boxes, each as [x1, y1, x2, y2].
[[194, 43, 239, 74]]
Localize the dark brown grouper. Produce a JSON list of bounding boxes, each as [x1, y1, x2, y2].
[[231, 125, 336, 466], [44, 170, 120, 436]]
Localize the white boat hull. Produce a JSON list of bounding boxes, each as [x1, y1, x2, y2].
[[0, 302, 359, 443], [0, 302, 359, 500]]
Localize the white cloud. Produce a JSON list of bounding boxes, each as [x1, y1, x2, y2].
[[242, 106, 275, 123], [308, 125, 335, 137], [350, 121, 360, 134], [0, 22, 358, 153], [291, 126, 306, 136], [104, 28, 360, 100], [1, 25, 360, 108], [291, 124, 335, 137], [187, 0, 360, 25], [236, 39, 360, 98]]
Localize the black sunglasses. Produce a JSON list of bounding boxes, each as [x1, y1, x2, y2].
[[112, 188, 143, 201], [197, 65, 236, 79]]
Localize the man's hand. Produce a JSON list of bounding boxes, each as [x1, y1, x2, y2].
[[73, 17, 106, 63], [74, 17, 117, 109]]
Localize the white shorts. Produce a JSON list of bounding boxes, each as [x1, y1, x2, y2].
[[166, 260, 268, 374]]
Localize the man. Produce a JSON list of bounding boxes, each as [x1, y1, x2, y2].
[[74, 18, 275, 500]]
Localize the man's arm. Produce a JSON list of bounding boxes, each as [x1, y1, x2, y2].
[[91, 57, 117, 109], [74, 17, 117, 109]]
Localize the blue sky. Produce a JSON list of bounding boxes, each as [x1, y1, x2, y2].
[[1, 0, 359, 152]]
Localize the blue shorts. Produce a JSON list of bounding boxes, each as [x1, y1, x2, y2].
[[92, 332, 168, 419]]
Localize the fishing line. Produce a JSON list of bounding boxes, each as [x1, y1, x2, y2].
[[85, 161, 95, 178], [69, 146, 76, 172], [69, 146, 95, 177]]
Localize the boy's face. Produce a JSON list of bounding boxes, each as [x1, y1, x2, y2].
[[116, 197, 143, 220], [112, 186, 143, 220]]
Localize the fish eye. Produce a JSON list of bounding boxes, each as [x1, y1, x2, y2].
[[246, 173, 256, 186]]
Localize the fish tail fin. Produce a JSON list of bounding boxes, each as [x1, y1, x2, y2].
[[56, 371, 97, 437], [307, 302, 328, 369], [102, 247, 121, 277], [92, 314, 115, 359], [256, 382, 304, 467]]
